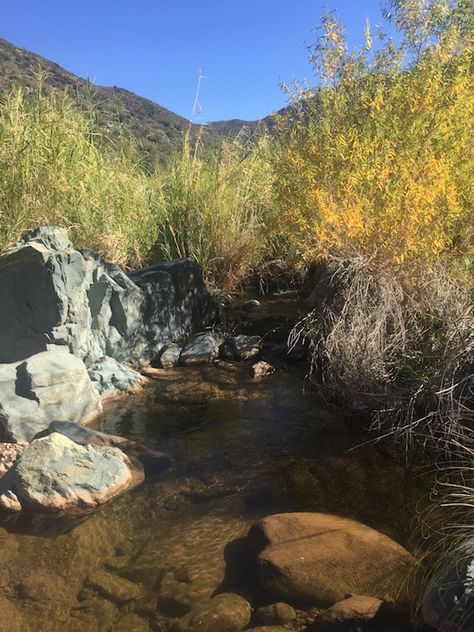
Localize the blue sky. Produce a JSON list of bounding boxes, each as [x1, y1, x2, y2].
[[2, 1, 391, 122]]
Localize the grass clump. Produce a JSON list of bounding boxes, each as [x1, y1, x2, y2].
[[0, 83, 275, 289], [155, 129, 275, 290], [0, 83, 162, 267]]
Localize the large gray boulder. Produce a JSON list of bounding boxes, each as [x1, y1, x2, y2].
[[0, 432, 141, 512], [0, 226, 218, 366], [0, 349, 102, 442]]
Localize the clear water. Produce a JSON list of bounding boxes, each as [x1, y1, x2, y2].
[[0, 363, 429, 632]]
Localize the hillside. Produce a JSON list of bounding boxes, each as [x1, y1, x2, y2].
[[0, 37, 265, 165]]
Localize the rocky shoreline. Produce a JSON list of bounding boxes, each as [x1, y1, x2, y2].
[[0, 226, 292, 514], [0, 225, 219, 512]]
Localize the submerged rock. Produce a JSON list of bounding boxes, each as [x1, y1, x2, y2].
[[0, 432, 141, 512], [310, 595, 385, 631], [0, 349, 102, 442], [256, 602, 296, 625], [189, 592, 252, 632], [115, 612, 150, 632], [84, 569, 141, 603], [180, 332, 222, 366], [248, 512, 419, 607]]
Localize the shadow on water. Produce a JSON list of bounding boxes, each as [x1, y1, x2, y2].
[[0, 362, 431, 632]]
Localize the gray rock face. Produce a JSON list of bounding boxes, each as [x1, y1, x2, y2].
[[0, 432, 138, 512], [0, 226, 218, 366], [0, 349, 102, 442], [87, 357, 143, 396], [180, 332, 222, 366]]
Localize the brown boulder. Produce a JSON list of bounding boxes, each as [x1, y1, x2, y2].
[[248, 513, 419, 607]]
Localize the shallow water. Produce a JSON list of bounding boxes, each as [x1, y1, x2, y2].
[[0, 363, 429, 632]]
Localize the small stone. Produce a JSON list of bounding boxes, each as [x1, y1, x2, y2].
[[72, 595, 118, 629], [115, 612, 150, 632], [189, 592, 251, 632], [256, 602, 296, 625], [158, 343, 182, 369], [85, 569, 141, 603], [231, 335, 262, 361], [180, 332, 222, 366], [252, 361, 275, 379], [0, 490, 22, 512], [243, 299, 261, 311], [311, 595, 384, 631]]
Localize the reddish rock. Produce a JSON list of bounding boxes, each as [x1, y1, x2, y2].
[[248, 512, 419, 607]]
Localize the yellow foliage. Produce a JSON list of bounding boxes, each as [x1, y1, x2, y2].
[[273, 3, 474, 269]]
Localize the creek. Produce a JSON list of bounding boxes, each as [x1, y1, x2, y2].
[[0, 361, 429, 631]]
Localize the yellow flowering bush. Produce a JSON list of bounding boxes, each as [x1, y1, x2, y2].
[[273, 0, 473, 268]]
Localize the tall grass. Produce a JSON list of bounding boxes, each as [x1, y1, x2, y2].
[[155, 129, 275, 289], [0, 84, 162, 267], [0, 84, 276, 288]]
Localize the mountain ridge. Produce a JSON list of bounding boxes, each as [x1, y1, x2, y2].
[[0, 37, 269, 164]]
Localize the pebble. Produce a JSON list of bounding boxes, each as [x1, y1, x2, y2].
[[0, 442, 26, 475]]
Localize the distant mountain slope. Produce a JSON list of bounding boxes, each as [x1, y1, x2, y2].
[[0, 37, 266, 165]]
